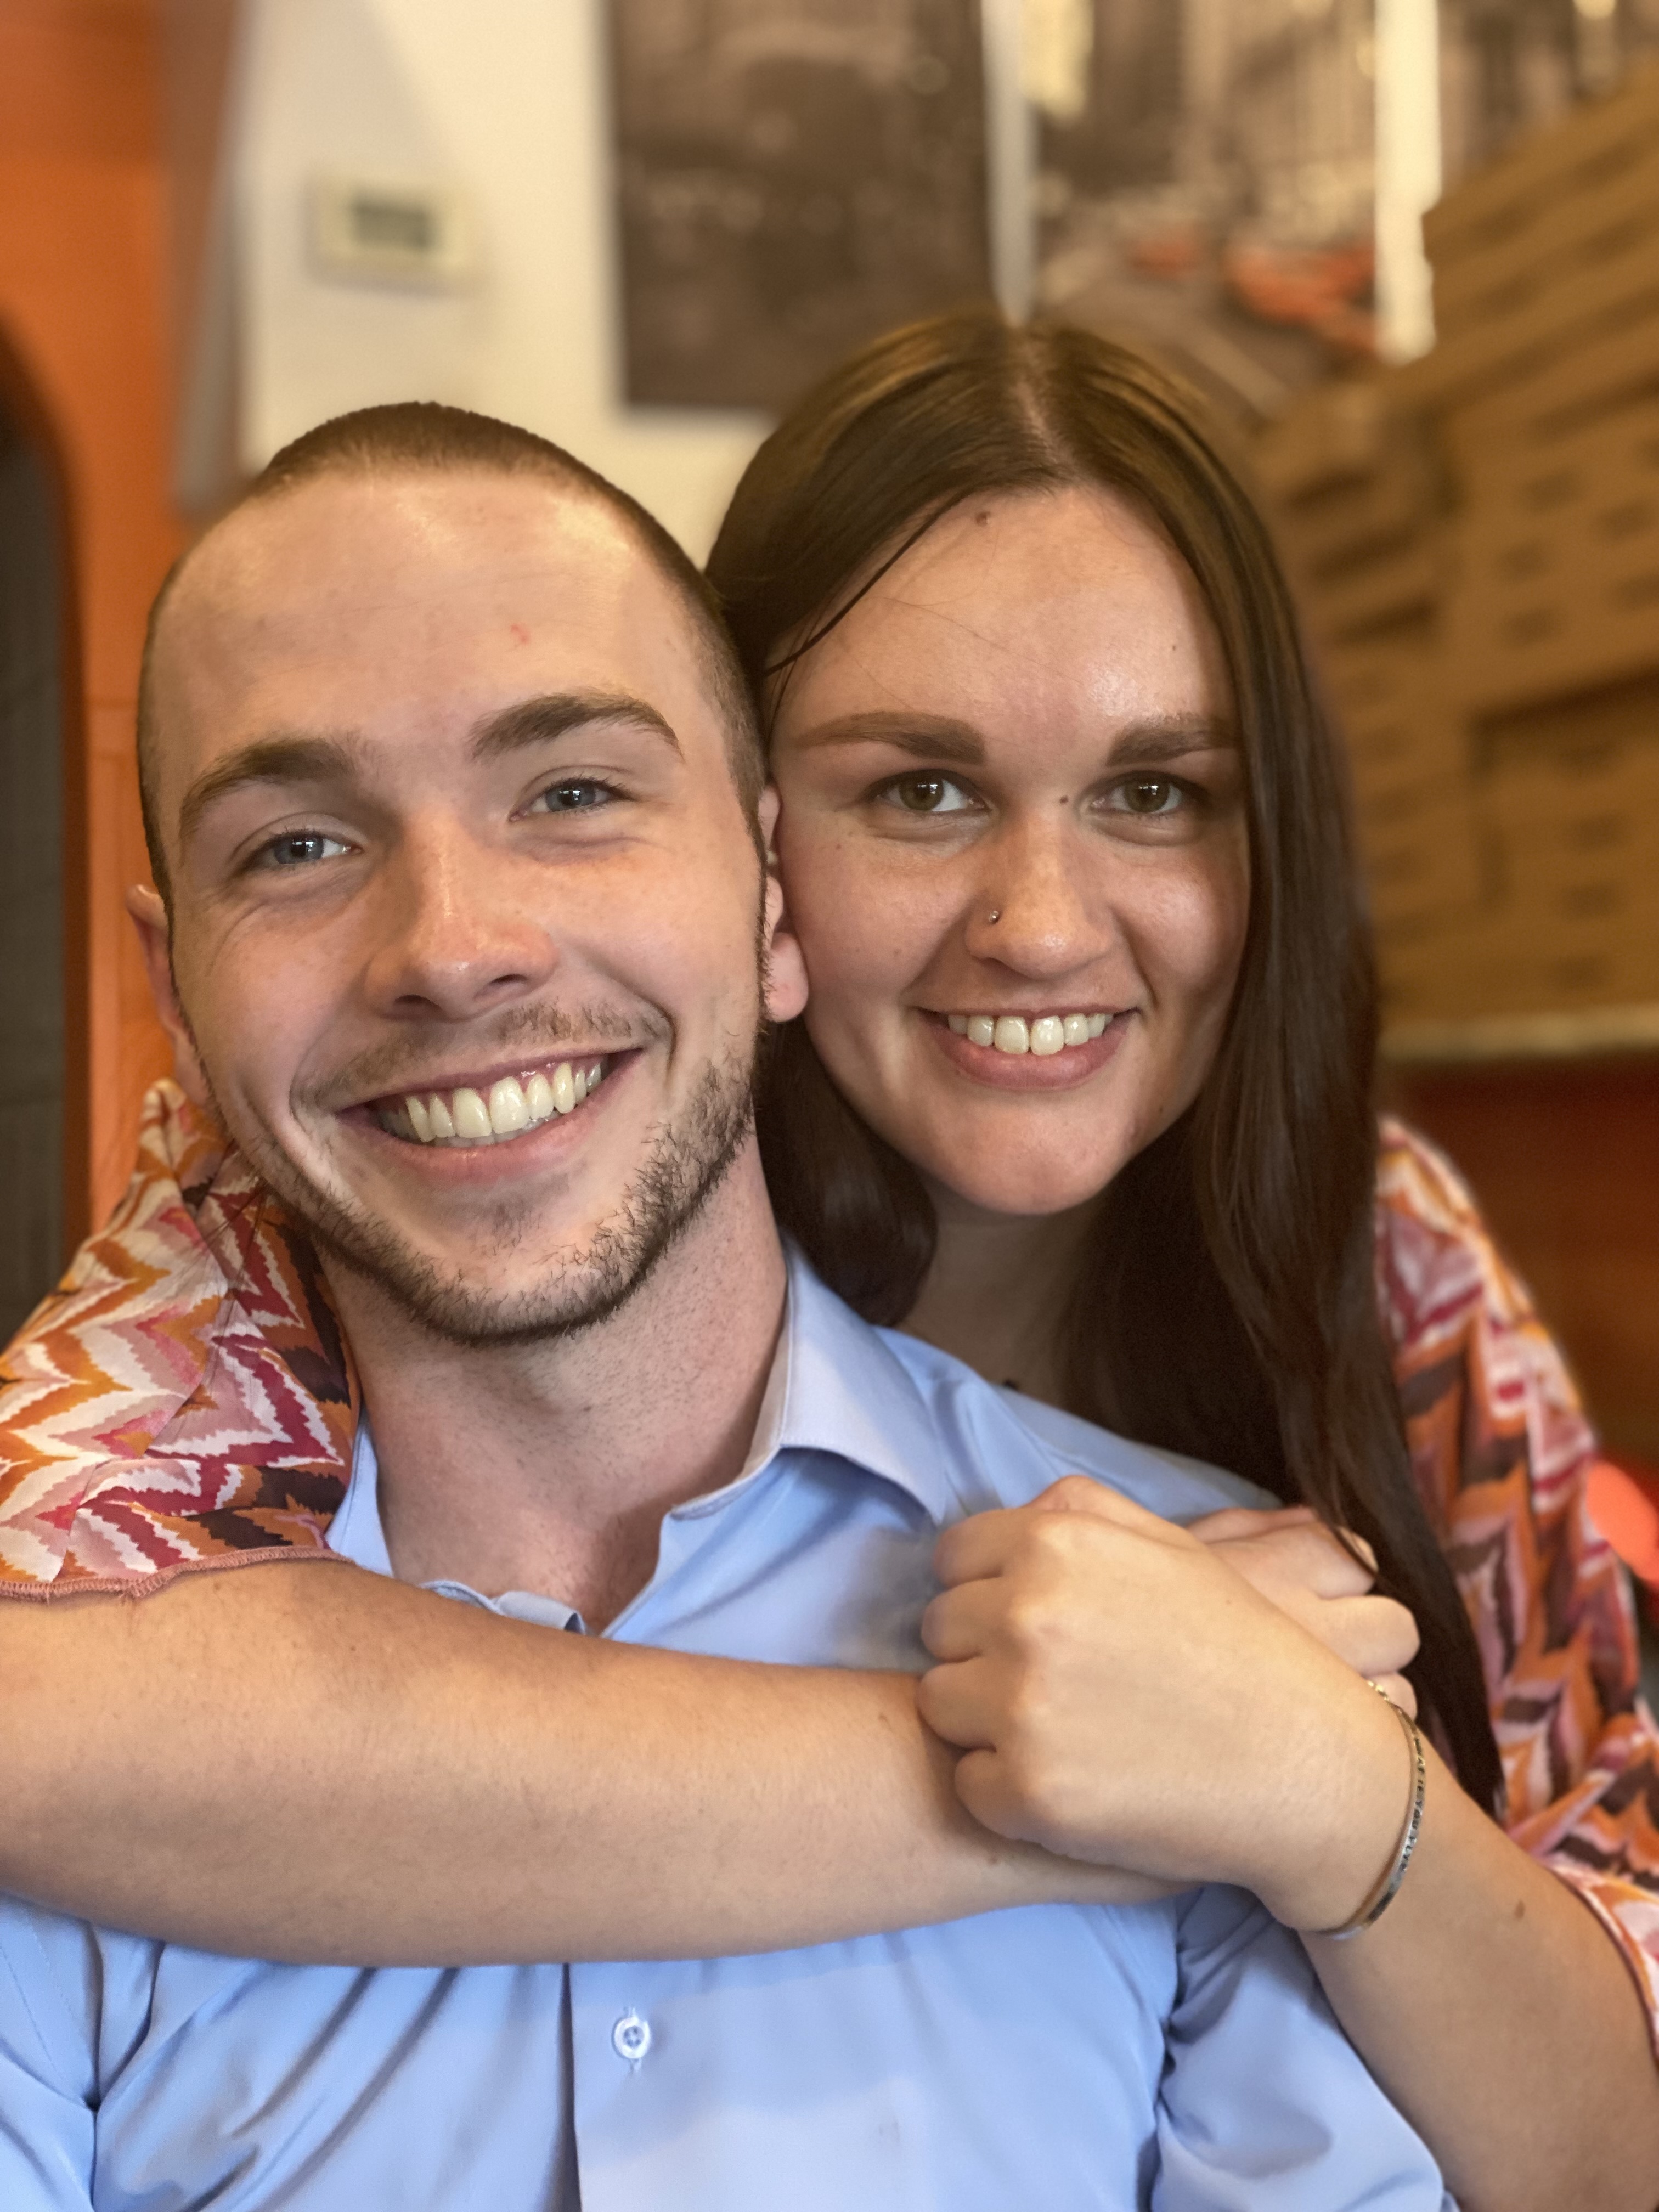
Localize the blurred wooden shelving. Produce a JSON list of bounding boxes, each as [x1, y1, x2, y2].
[[1383, 1002, 1659, 1066]]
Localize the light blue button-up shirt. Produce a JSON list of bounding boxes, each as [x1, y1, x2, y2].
[[0, 1252, 1452, 2211]]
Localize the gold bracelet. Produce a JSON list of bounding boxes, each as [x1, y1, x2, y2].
[[1319, 1684, 1427, 1941]]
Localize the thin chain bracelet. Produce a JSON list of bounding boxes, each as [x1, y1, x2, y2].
[[1319, 1684, 1427, 1941]]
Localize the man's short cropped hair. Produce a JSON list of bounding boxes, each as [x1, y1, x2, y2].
[[136, 402, 764, 906]]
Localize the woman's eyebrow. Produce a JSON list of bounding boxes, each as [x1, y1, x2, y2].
[[786, 711, 985, 764], [1104, 716, 1237, 764]]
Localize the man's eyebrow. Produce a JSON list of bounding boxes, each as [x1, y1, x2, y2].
[[177, 735, 365, 851], [470, 691, 684, 764], [786, 712, 986, 765]]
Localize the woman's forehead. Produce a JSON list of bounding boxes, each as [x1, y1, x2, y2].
[[774, 484, 1231, 741]]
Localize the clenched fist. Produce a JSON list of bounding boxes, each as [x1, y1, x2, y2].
[[916, 1477, 1424, 1933]]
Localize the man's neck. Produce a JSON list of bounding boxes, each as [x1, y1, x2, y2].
[[323, 1143, 788, 1627]]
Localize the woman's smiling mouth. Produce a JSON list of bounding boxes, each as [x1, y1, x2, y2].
[[925, 1009, 1134, 1088]]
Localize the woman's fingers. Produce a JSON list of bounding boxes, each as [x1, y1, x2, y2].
[[1201, 1513, 1379, 1600], [933, 1478, 1195, 1590], [1302, 1594, 1421, 1680], [919, 1578, 1007, 1666], [1028, 1475, 1198, 1545], [914, 1656, 1001, 1751], [1184, 1505, 1317, 1544], [929, 1505, 1029, 1589], [1369, 1673, 1419, 1719]]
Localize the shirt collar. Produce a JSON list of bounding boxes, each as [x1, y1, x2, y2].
[[758, 1245, 955, 1523], [326, 1243, 956, 1583]]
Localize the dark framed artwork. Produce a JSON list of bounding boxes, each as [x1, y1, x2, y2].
[[609, 0, 992, 411]]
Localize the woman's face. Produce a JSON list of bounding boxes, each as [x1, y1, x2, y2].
[[768, 484, 1251, 1218]]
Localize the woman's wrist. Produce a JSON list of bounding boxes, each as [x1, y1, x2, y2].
[[1244, 1668, 1427, 1932]]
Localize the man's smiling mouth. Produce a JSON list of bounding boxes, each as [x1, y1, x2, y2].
[[373, 1059, 611, 1148]]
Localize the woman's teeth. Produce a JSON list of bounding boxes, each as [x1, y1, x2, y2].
[[385, 1061, 606, 1147], [945, 1012, 1112, 1057]]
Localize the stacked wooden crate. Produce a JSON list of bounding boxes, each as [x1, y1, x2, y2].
[[1256, 59, 1659, 1039]]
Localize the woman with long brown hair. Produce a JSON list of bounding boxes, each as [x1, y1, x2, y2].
[[2, 315, 1656, 2209]]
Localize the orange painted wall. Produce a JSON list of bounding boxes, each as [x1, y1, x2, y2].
[[0, 0, 183, 1241]]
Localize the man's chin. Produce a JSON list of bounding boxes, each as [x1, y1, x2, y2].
[[314, 1223, 653, 1350], [230, 1045, 757, 1350]]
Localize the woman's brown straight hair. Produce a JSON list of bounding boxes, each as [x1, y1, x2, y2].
[[708, 309, 1502, 1810]]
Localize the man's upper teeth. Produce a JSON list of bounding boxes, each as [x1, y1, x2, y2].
[[946, 1012, 1111, 1055], [391, 1060, 607, 1145]]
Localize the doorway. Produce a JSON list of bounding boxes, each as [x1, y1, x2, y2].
[[0, 368, 67, 1339]]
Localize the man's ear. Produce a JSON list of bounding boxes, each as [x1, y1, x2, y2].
[[125, 884, 213, 1111], [757, 786, 808, 1025]]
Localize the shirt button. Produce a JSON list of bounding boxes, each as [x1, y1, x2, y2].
[[612, 2011, 652, 2066]]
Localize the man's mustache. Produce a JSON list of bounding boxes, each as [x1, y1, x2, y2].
[[308, 1002, 668, 1111]]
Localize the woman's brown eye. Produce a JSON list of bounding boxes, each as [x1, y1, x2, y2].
[[877, 771, 973, 816], [1121, 777, 1178, 815], [898, 776, 947, 811]]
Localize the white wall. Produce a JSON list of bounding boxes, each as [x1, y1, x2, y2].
[[233, 0, 770, 557]]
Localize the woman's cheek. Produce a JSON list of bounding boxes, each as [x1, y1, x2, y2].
[[786, 824, 929, 1004], [1122, 838, 1249, 1011]]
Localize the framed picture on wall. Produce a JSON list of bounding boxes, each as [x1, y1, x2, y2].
[[608, 0, 992, 412]]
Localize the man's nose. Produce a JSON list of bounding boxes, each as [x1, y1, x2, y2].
[[962, 817, 1108, 975], [359, 822, 560, 1022]]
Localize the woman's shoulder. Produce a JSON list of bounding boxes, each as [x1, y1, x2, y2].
[[0, 1081, 355, 1597], [1372, 1114, 1533, 1356], [1372, 1112, 1596, 1516]]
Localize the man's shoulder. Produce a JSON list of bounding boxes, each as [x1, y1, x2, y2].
[[864, 1317, 1271, 1525]]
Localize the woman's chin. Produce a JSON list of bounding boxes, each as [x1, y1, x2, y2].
[[921, 1152, 1127, 1223]]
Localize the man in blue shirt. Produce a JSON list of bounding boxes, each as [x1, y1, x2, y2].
[[0, 404, 1451, 2209]]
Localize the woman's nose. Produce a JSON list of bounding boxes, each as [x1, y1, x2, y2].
[[360, 825, 560, 1022], [962, 821, 1104, 974]]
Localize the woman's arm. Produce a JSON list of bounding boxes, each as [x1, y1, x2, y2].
[[917, 1122, 1659, 2212], [0, 1558, 1163, 1963], [917, 1476, 1659, 2212]]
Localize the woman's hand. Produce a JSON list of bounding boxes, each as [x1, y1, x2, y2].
[[915, 1477, 1421, 1933], [1183, 1503, 1419, 1713]]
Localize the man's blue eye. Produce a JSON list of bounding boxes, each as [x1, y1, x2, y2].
[[262, 832, 346, 868], [537, 781, 610, 811]]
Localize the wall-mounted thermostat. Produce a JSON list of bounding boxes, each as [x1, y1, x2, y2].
[[308, 175, 477, 288]]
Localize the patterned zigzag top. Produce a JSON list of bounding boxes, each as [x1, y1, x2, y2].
[[0, 1082, 357, 1595], [1, 1079, 1656, 2045]]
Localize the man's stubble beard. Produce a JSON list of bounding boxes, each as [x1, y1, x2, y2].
[[222, 1030, 760, 1351]]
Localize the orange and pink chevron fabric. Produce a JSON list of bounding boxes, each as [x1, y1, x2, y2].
[[2, 1083, 1657, 2044], [0, 1081, 355, 1595], [1376, 1115, 1659, 2044]]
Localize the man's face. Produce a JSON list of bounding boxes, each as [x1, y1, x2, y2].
[[137, 471, 804, 1341]]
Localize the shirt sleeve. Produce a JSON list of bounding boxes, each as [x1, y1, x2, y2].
[[1154, 1884, 1453, 2211], [1376, 1117, 1659, 2050], [0, 1909, 97, 2209]]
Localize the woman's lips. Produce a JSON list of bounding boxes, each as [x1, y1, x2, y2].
[[923, 1009, 1134, 1088]]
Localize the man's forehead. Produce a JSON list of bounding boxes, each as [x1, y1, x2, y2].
[[171, 472, 654, 640], [153, 472, 706, 757]]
